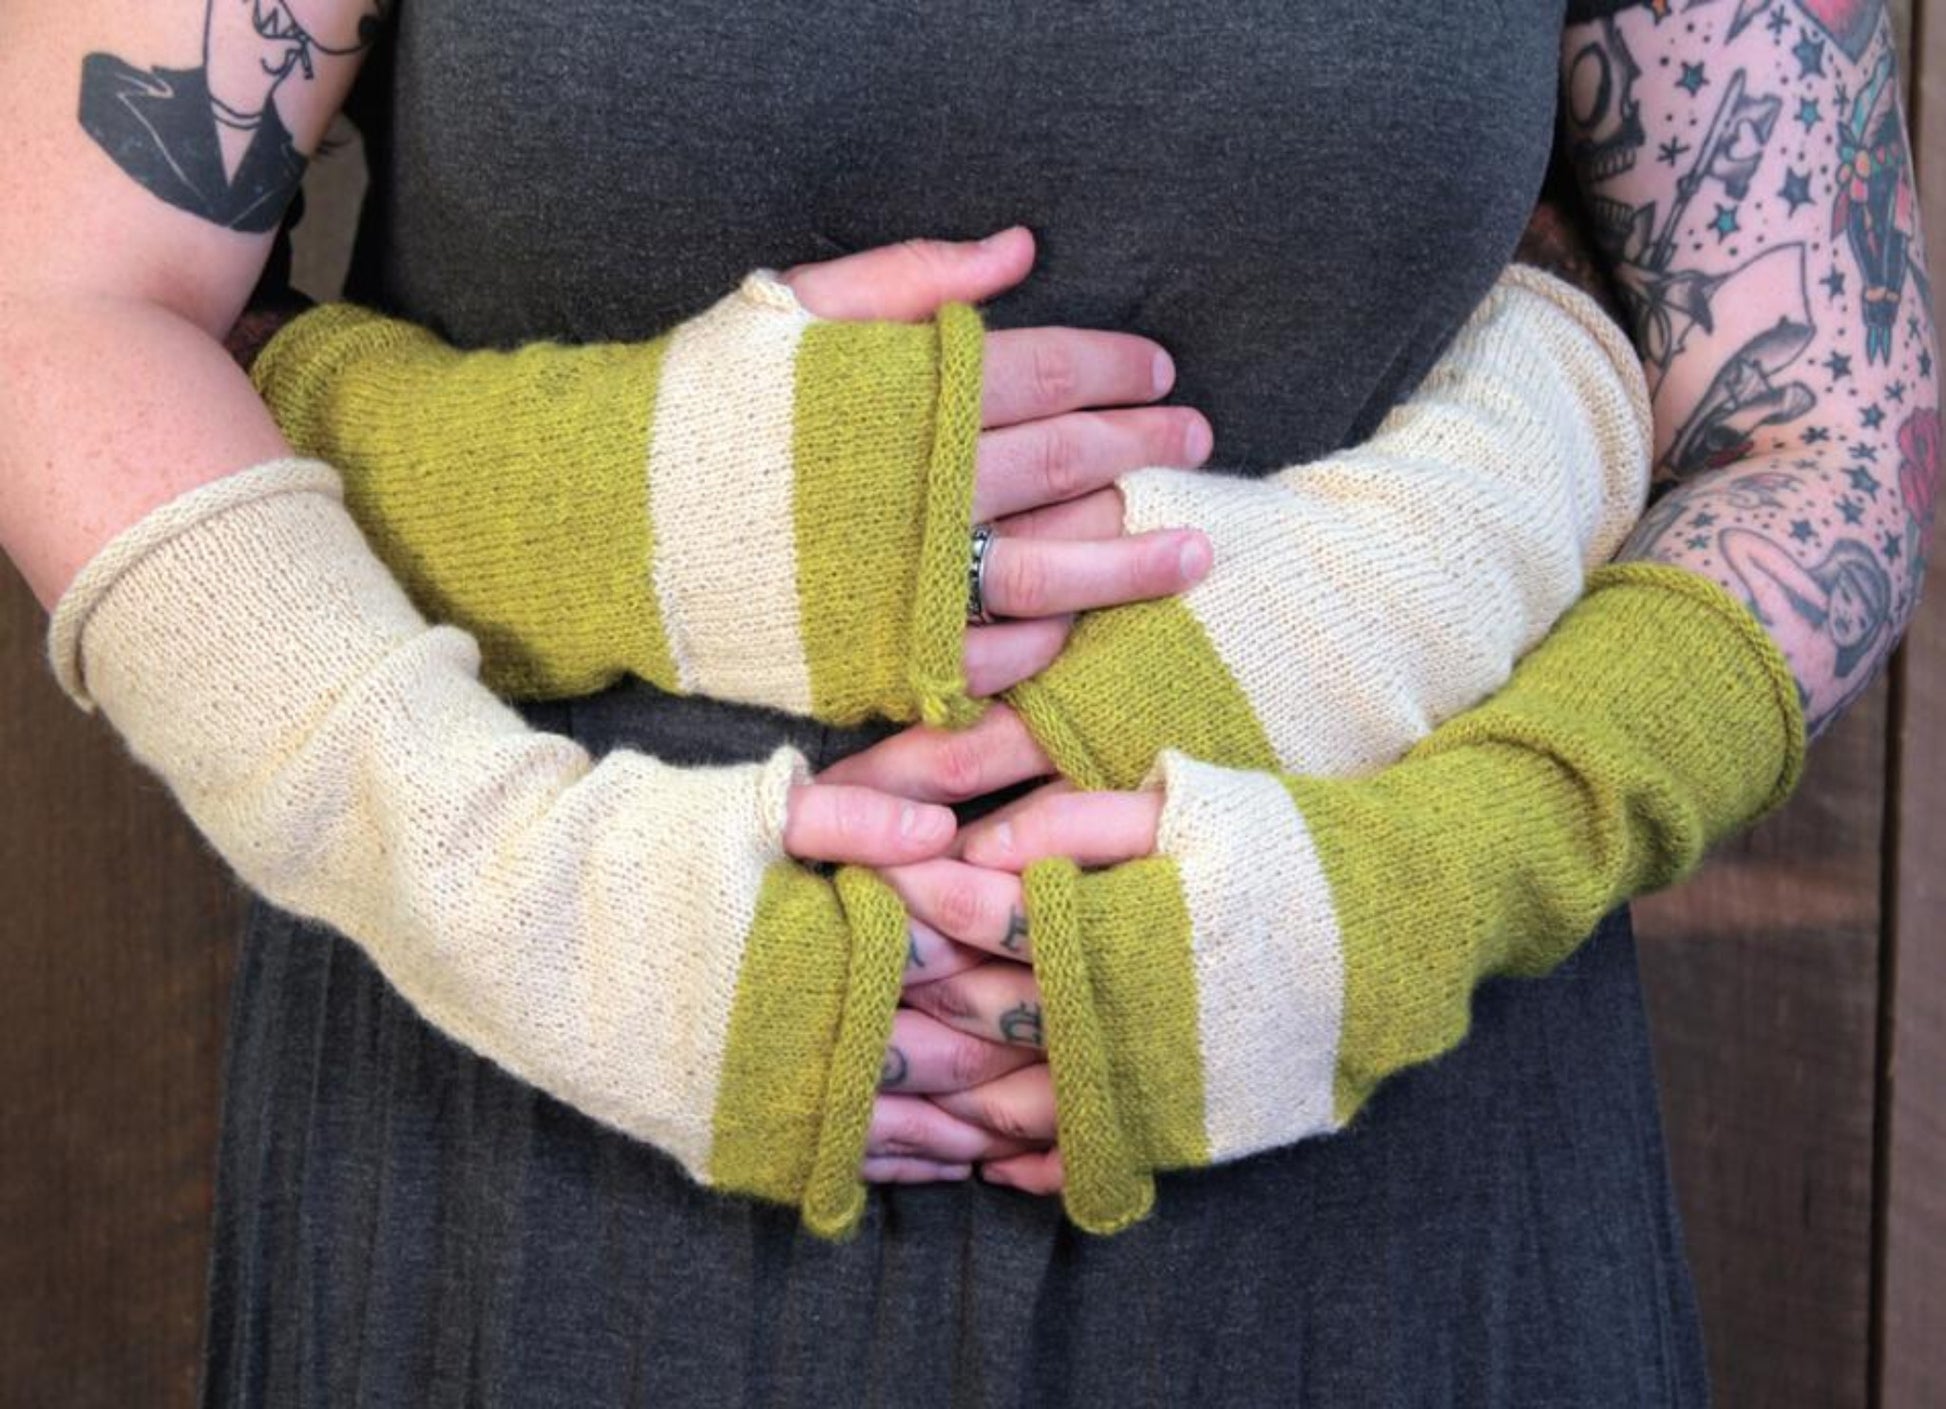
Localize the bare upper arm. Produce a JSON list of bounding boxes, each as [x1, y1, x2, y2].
[[0, 0, 387, 332]]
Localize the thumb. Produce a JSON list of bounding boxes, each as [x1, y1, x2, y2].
[[781, 227, 1035, 322]]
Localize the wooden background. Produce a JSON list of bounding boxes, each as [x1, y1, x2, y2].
[[3, 11, 1944, 1407]]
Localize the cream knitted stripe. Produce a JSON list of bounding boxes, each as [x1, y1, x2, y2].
[[1150, 754, 1345, 1161], [51, 460, 814, 1186], [647, 274, 817, 711], [1117, 267, 1652, 778]]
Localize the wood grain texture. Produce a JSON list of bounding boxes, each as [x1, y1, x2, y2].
[[1880, 0, 1946, 1399], [0, 563, 242, 1407], [1635, 681, 1889, 1409]]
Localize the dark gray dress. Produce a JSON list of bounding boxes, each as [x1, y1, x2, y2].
[[202, 2, 1708, 1404]]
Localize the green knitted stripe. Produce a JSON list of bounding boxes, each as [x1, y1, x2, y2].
[[906, 304, 985, 728], [1024, 860, 1158, 1234], [1075, 858, 1212, 1170], [255, 306, 678, 700], [1009, 599, 1275, 792], [708, 863, 859, 1210], [792, 320, 951, 725], [800, 868, 910, 1240]]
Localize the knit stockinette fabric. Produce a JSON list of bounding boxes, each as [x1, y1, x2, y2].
[[1028, 564, 1807, 1235], [1009, 265, 1654, 790], [49, 460, 905, 1239], [251, 274, 986, 727]]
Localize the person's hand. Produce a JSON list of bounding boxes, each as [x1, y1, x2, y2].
[[781, 230, 1216, 698]]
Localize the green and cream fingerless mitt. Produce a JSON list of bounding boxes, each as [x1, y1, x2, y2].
[[1009, 265, 1653, 789], [1025, 564, 1807, 1234], [251, 275, 985, 726], [49, 459, 906, 1238]]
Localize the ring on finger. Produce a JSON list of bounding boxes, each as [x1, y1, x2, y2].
[[967, 522, 1002, 626]]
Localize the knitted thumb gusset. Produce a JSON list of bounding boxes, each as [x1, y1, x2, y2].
[[253, 274, 985, 726], [49, 458, 908, 1238]]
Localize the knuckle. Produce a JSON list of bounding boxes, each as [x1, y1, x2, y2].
[[896, 238, 955, 280], [1030, 341, 1079, 406], [978, 1092, 1032, 1142], [996, 546, 1051, 617], [1037, 423, 1084, 501], [930, 735, 988, 802], [947, 1035, 1000, 1091], [918, 976, 978, 1024], [833, 790, 878, 843], [934, 875, 990, 937]]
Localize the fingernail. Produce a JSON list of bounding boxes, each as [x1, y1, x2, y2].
[[980, 1165, 1014, 1187], [901, 803, 952, 844], [1185, 416, 1213, 463], [988, 820, 1016, 858], [1152, 350, 1176, 397], [1178, 533, 1212, 582], [981, 226, 1022, 250], [943, 1164, 973, 1180]]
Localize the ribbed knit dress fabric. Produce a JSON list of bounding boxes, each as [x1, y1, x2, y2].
[[200, 1, 1713, 1405]]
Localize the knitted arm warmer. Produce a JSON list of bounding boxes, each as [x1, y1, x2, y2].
[[1028, 563, 1806, 1233], [1007, 265, 1655, 789], [49, 460, 905, 1239], [250, 275, 985, 726]]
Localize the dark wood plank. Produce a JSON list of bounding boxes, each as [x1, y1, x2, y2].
[[1635, 681, 1888, 1409], [1879, 2, 1946, 1400], [0, 562, 241, 1407]]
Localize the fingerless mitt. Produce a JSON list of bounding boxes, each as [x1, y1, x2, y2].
[[252, 275, 985, 726], [1026, 564, 1806, 1233], [1009, 265, 1653, 789], [49, 459, 907, 1237]]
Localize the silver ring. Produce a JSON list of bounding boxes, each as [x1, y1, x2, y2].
[[968, 523, 999, 626]]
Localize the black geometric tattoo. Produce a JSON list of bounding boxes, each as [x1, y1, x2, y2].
[[998, 1002, 1044, 1048], [79, 1, 387, 232]]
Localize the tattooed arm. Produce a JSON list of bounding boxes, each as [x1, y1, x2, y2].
[[1564, 0, 1938, 735]]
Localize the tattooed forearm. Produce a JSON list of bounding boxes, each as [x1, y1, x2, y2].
[[79, 2, 387, 231], [998, 1003, 1044, 1048], [1566, 1, 1938, 734]]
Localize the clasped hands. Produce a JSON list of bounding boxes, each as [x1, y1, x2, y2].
[[770, 229, 1211, 1195]]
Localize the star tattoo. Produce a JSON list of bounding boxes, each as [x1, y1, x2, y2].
[[1822, 267, 1847, 298], [1846, 464, 1882, 496], [1778, 169, 1813, 214], [1792, 30, 1826, 77], [1853, 442, 1878, 461], [1861, 404, 1885, 429], [1839, 497, 1865, 524], [1804, 425, 1833, 444], [1822, 350, 1853, 379], [1659, 137, 1692, 166], [1678, 62, 1709, 95], [1797, 97, 1822, 130], [1767, 7, 1790, 35], [1691, 511, 1718, 528], [1710, 204, 1741, 241], [1884, 531, 1904, 561], [1888, 381, 1908, 403], [1789, 519, 1817, 542]]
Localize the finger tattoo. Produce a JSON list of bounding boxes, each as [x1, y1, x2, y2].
[[1001, 909, 1028, 954], [881, 1045, 910, 1088], [999, 1002, 1044, 1048]]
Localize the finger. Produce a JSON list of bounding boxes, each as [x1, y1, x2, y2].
[[964, 618, 1070, 698], [879, 1009, 1041, 1095], [903, 922, 989, 986], [980, 1148, 1066, 1195], [780, 228, 1035, 322], [860, 1157, 974, 1184], [868, 1093, 1039, 1163], [960, 790, 1163, 872], [904, 963, 1046, 1050], [932, 1063, 1057, 1144], [982, 328, 1176, 427], [880, 859, 1031, 962], [972, 407, 1213, 521], [817, 705, 1052, 805], [996, 488, 1126, 543], [781, 784, 956, 866], [979, 530, 1212, 619]]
